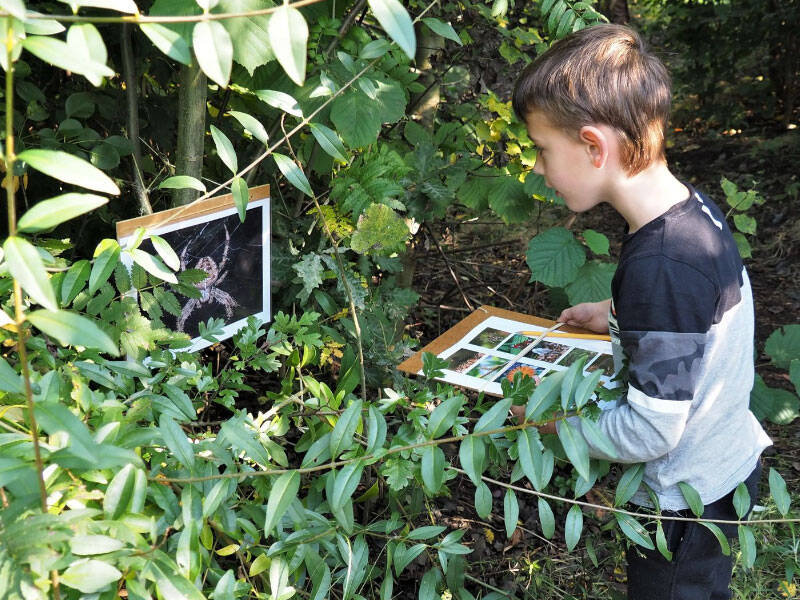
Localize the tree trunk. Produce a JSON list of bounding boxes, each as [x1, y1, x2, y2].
[[173, 62, 207, 206]]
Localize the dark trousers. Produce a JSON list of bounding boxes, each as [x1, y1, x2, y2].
[[627, 462, 762, 600]]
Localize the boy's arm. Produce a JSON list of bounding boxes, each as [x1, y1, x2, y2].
[[565, 256, 718, 463]]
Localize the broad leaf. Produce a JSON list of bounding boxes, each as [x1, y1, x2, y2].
[[268, 4, 308, 85], [421, 445, 445, 494], [140, 23, 192, 64], [655, 521, 672, 561], [474, 481, 492, 518], [193, 20, 233, 87], [18, 149, 119, 195], [27, 309, 119, 355], [60, 559, 121, 594], [764, 324, 800, 369], [18, 193, 108, 233], [22, 36, 114, 86], [4, 236, 58, 310], [768, 467, 791, 516], [331, 461, 364, 511], [104, 463, 136, 519], [473, 397, 512, 434], [67, 24, 108, 73], [350, 203, 409, 255], [749, 375, 799, 425], [427, 396, 463, 439], [69, 535, 125, 556], [526, 227, 585, 287], [579, 416, 617, 459], [273, 152, 313, 197], [700, 522, 731, 556], [368, 0, 416, 60], [58, 0, 138, 12], [265, 471, 300, 536], [0, 357, 24, 394], [565, 261, 616, 305], [90, 239, 121, 294], [732, 483, 750, 519], [583, 229, 610, 255], [738, 525, 756, 569]]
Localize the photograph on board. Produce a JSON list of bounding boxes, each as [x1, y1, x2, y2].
[[497, 334, 537, 355], [467, 355, 509, 380], [498, 362, 545, 384], [466, 327, 510, 349], [445, 349, 487, 374]]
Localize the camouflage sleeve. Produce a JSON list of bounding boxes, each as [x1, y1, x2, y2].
[[568, 255, 719, 463]]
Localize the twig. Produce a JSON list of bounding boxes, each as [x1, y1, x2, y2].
[[424, 224, 474, 311]]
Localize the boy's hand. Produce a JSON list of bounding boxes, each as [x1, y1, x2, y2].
[[558, 299, 611, 334]]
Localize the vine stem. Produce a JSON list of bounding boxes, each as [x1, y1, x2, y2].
[[4, 25, 60, 600]]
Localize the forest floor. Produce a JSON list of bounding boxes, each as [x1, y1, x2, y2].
[[404, 123, 800, 599]]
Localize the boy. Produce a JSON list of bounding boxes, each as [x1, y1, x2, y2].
[[511, 24, 771, 599]]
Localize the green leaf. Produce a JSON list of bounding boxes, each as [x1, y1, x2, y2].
[[560, 356, 587, 411], [677, 481, 704, 517], [359, 38, 391, 59], [330, 90, 381, 147], [255, 89, 303, 117], [366, 405, 387, 454], [265, 471, 300, 537], [503, 488, 519, 539], [61, 0, 138, 12], [768, 468, 791, 516], [557, 419, 591, 482], [330, 399, 362, 459], [27, 309, 119, 355], [565, 261, 616, 305], [229, 111, 269, 146], [0, 357, 23, 394], [458, 435, 486, 486], [564, 504, 583, 552], [69, 535, 125, 556], [518, 427, 541, 489], [579, 416, 617, 459], [749, 374, 799, 425], [309, 122, 348, 162], [104, 463, 136, 519], [350, 203, 409, 255], [61, 559, 121, 594], [210, 124, 238, 174], [231, 177, 249, 223], [732, 232, 751, 258], [615, 513, 654, 550], [700, 522, 730, 556], [60, 260, 91, 306], [394, 543, 426, 576], [273, 152, 313, 197], [526, 227, 586, 287], [148, 561, 206, 600], [331, 461, 365, 511], [738, 525, 756, 569], [22, 13, 65, 35], [67, 23, 107, 73], [0, 0, 26, 20], [130, 249, 178, 284], [474, 481, 492, 518], [526, 369, 566, 420], [22, 36, 114, 86], [538, 498, 555, 538], [421, 445, 446, 494], [158, 175, 206, 192], [159, 414, 195, 468], [474, 397, 512, 434], [17, 149, 119, 195], [407, 525, 446, 540], [791, 360, 800, 396], [268, 4, 308, 85], [35, 402, 98, 462], [765, 325, 800, 369], [422, 17, 463, 45], [150, 235, 180, 271], [18, 193, 108, 233], [367, 0, 416, 60], [90, 239, 120, 294], [140, 23, 192, 64], [614, 463, 644, 507], [427, 396, 463, 438], [733, 213, 757, 235], [4, 236, 58, 310], [732, 483, 750, 519], [193, 20, 233, 87], [655, 521, 672, 561]]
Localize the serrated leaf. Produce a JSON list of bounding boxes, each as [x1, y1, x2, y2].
[[421, 445, 445, 494], [158, 175, 206, 192], [309, 122, 348, 162], [28, 309, 118, 355], [350, 203, 409, 255], [615, 513, 654, 550], [18, 193, 108, 233], [140, 22, 192, 64], [503, 488, 519, 539], [273, 152, 312, 197], [564, 504, 583, 551], [565, 261, 616, 305], [210, 124, 237, 174], [130, 249, 178, 284], [232, 177, 248, 222], [265, 471, 300, 537], [614, 463, 644, 507], [458, 435, 486, 486], [18, 148, 119, 195], [677, 481, 704, 517], [330, 399, 362, 459], [159, 414, 195, 468], [557, 419, 591, 482], [765, 325, 800, 369], [768, 468, 791, 516], [4, 236, 57, 310], [267, 4, 308, 85], [422, 17, 462, 45], [229, 111, 269, 146], [61, 559, 121, 594], [538, 497, 555, 538], [474, 481, 492, 518], [367, 0, 416, 60], [526, 227, 585, 287], [193, 20, 232, 87], [733, 213, 756, 235]]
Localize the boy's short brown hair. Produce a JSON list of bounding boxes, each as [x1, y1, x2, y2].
[[512, 24, 671, 175]]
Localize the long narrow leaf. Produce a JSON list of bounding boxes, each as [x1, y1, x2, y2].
[[17, 149, 119, 195], [27, 309, 119, 355], [4, 236, 58, 310], [273, 153, 313, 197], [264, 471, 300, 537], [18, 194, 108, 233]]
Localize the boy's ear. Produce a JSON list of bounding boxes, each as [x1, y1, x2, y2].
[[578, 125, 609, 169]]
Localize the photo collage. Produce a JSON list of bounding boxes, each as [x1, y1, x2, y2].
[[436, 316, 617, 397]]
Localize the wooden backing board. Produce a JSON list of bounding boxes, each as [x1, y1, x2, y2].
[[116, 184, 270, 239], [397, 305, 594, 375]]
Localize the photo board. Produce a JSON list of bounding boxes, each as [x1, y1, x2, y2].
[[398, 305, 619, 398], [116, 184, 270, 352]]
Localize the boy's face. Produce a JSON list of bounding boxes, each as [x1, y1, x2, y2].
[[524, 110, 607, 213]]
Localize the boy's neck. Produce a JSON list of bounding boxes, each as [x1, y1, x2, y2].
[[606, 162, 691, 234]]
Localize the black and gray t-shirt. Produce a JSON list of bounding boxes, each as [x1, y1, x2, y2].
[[569, 185, 771, 510]]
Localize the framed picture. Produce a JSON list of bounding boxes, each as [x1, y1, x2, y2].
[[116, 184, 270, 352]]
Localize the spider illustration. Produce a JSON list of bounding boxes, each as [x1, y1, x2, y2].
[[176, 224, 239, 333]]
